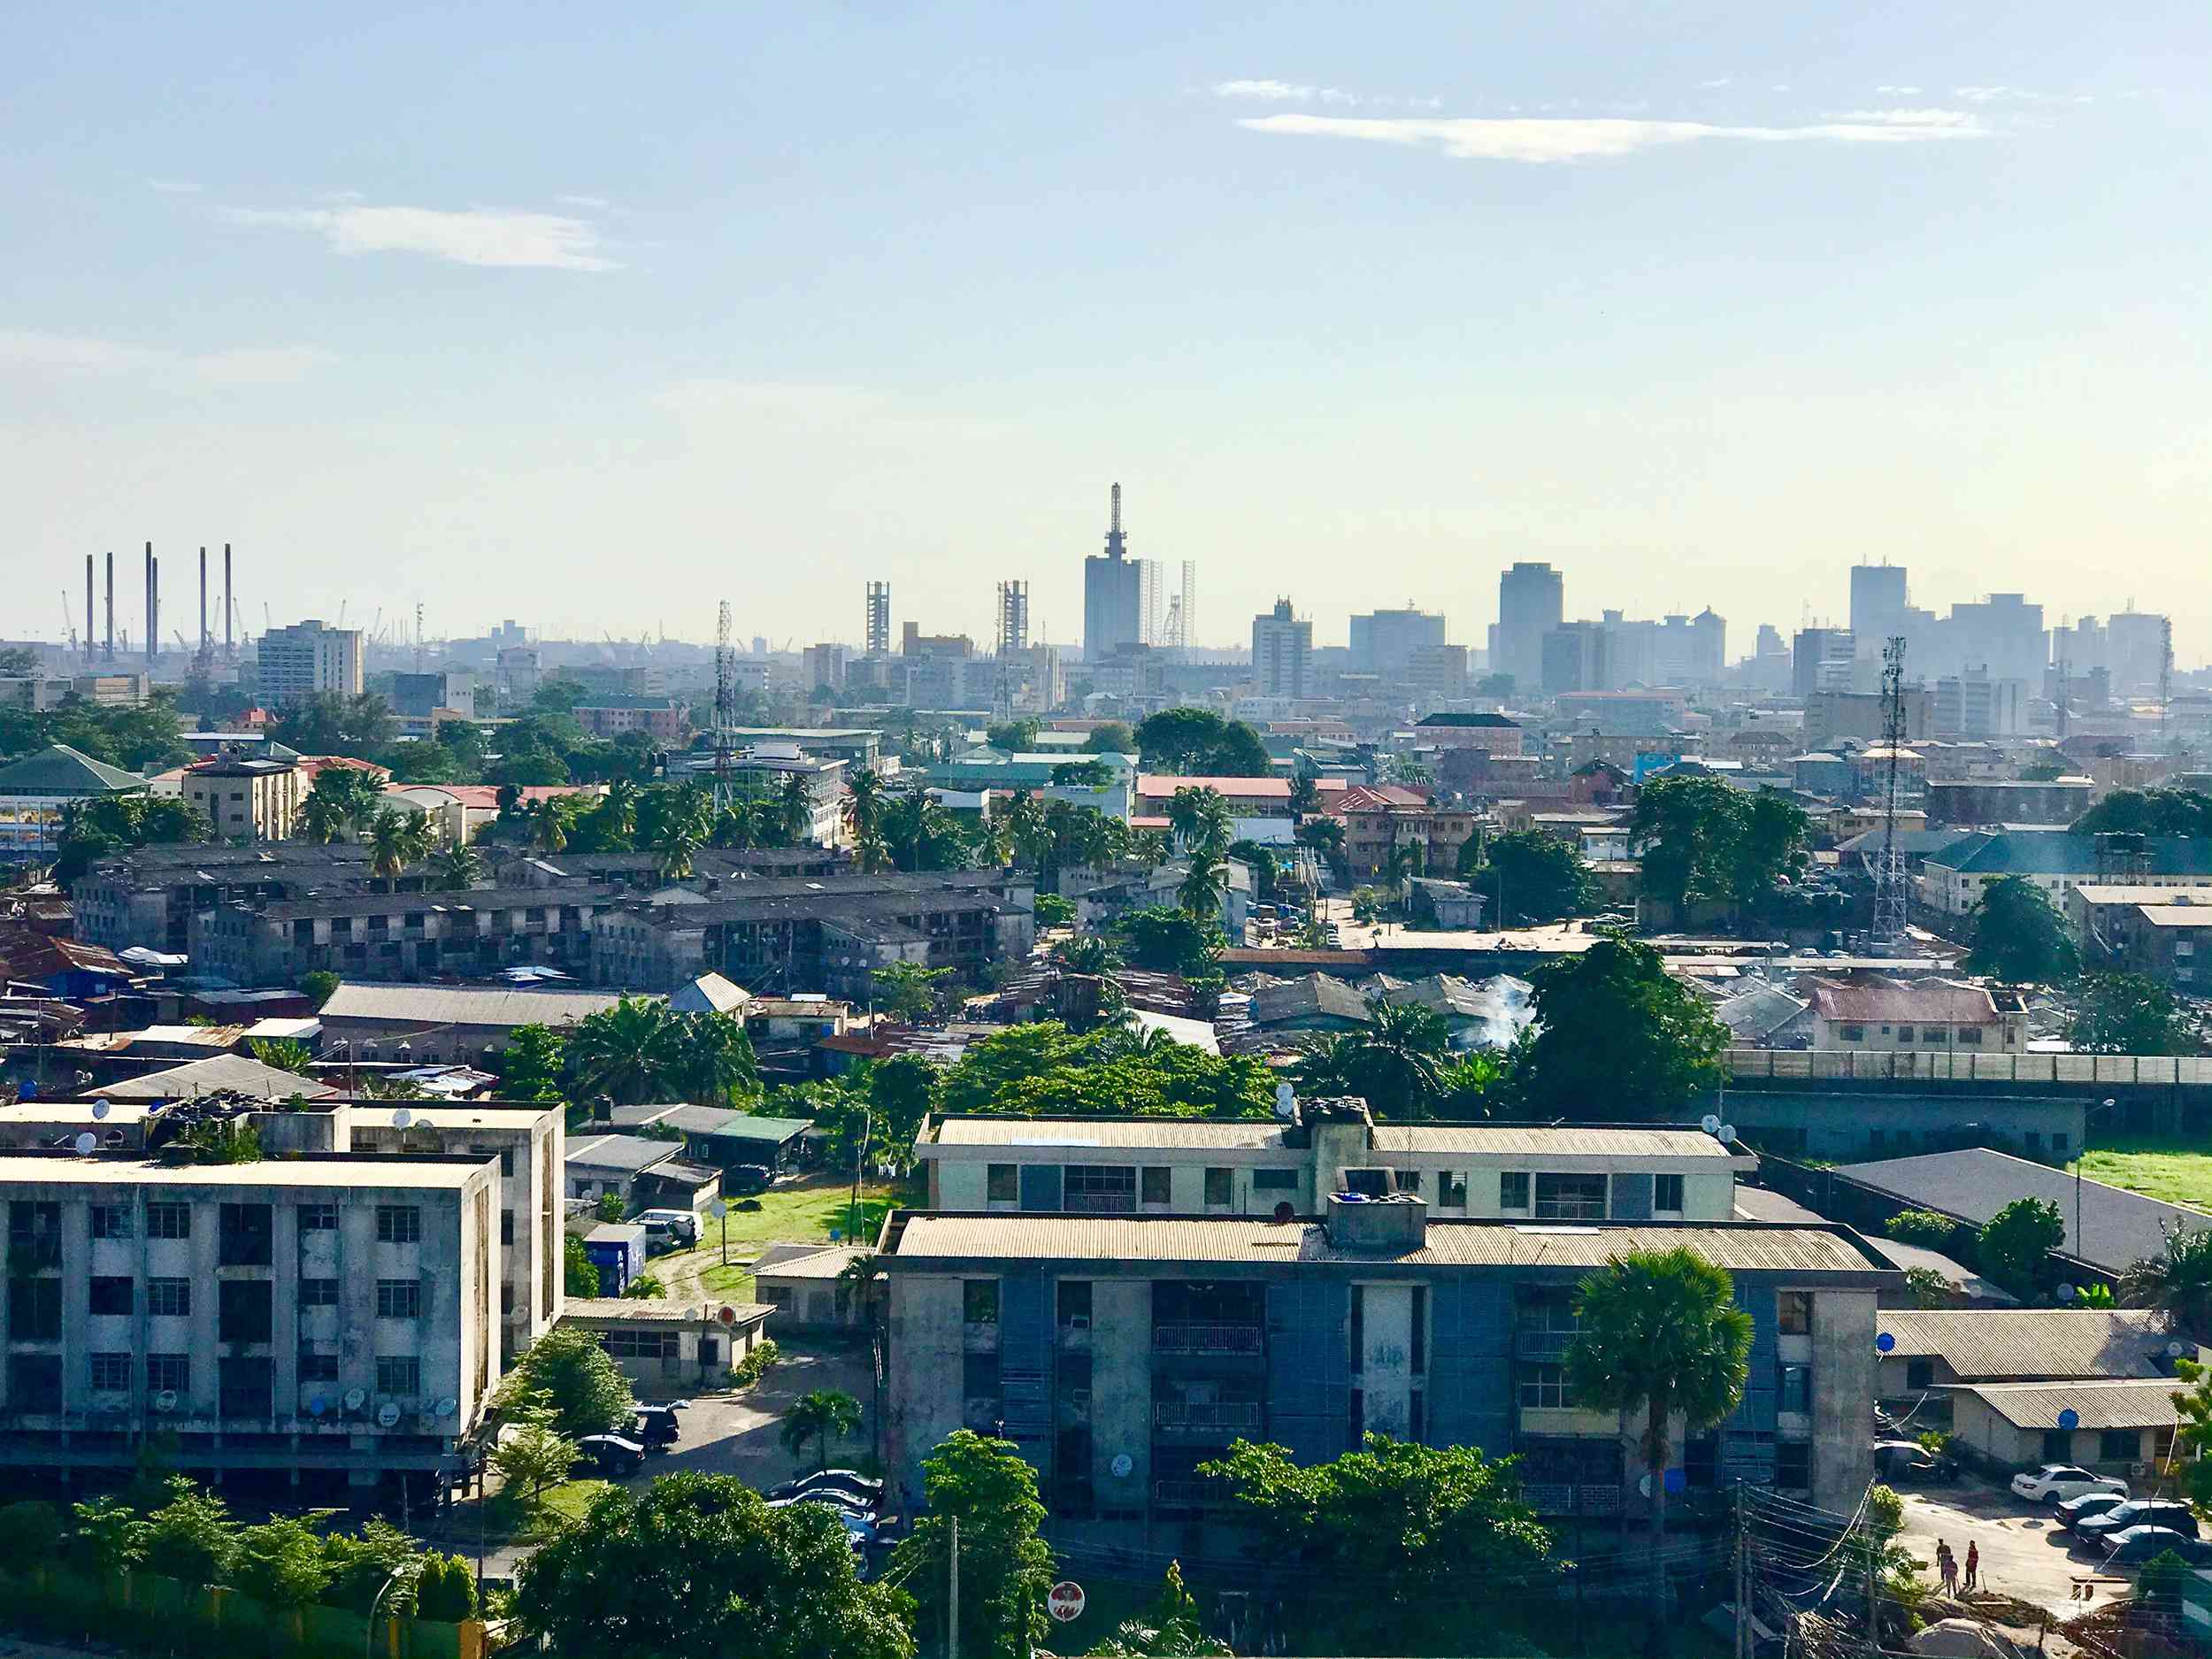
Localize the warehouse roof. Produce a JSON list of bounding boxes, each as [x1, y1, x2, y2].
[[1955, 1378, 2185, 1432], [565, 1133, 683, 1174], [0, 743, 146, 797], [1871, 1310, 2180, 1380], [100, 1055, 338, 1102], [926, 1117, 1291, 1151], [1924, 832, 2212, 879], [319, 982, 635, 1028], [1802, 977, 2001, 1025], [1370, 1125, 1752, 1164], [754, 1244, 872, 1281]]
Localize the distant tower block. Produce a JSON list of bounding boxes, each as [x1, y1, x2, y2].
[[996, 580, 1029, 656], [864, 581, 891, 657]]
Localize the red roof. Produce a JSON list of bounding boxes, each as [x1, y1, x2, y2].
[[1331, 784, 1432, 815], [298, 755, 390, 783], [383, 784, 595, 810], [1803, 976, 2001, 1025]]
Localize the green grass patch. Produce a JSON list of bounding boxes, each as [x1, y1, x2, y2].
[[453, 1477, 612, 1546], [700, 1174, 906, 1258], [700, 1263, 755, 1298], [2073, 1134, 2212, 1210]]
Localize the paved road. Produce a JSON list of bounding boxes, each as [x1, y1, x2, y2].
[[1900, 1478, 2133, 1618]]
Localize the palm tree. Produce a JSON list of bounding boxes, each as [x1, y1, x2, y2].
[[778, 1388, 863, 1474], [1002, 790, 1049, 872], [1177, 848, 1229, 922], [670, 1011, 759, 1105], [1168, 787, 1232, 855], [653, 817, 702, 881], [1051, 933, 1123, 974], [593, 778, 641, 848], [837, 1253, 882, 1328], [709, 801, 757, 850], [367, 808, 421, 890], [296, 790, 347, 845], [565, 996, 680, 1104], [529, 796, 572, 854], [1288, 774, 1321, 822], [2124, 1227, 2212, 1340], [1291, 998, 1451, 1119], [1564, 1249, 1753, 1622], [843, 768, 889, 870], [777, 772, 817, 846], [432, 841, 481, 892]]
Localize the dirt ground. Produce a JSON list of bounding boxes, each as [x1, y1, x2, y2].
[[1899, 1477, 2137, 1620]]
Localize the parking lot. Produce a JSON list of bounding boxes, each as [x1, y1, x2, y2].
[[1898, 1477, 2143, 1617]]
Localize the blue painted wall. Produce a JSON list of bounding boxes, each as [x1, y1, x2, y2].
[[1265, 1279, 1349, 1464]]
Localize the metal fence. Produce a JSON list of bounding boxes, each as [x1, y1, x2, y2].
[[1726, 1048, 2212, 1086]]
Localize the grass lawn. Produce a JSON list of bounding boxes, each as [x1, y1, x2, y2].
[[700, 1174, 908, 1258], [449, 1478, 611, 1546], [2071, 1133, 2212, 1211]]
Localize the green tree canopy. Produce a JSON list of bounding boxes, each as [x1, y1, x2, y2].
[[1197, 1434, 1554, 1655], [889, 1431, 1052, 1659], [515, 1473, 913, 1659], [873, 961, 955, 1023], [1133, 708, 1271, 776], [2072, 789, 2212, 839], [2122, 1227, 2212, 1340], [1511, 935, 1728, 1118], [1083, 721, 1137, 755], [1115, 906, 1224, 975], [267, 691, 396, 757], [935, 1021, 1276, 1119], [497, 1023, 568, 1102], [493, 1324, 635, 1438], [1291, 998, 1453, 1120], [1966, 875, 2078, 982], [1460, 829, 1601, 925], [2068, 972, 2196, 1054], [1885, 1209, 1966, 1251], [1631, 776, 1809, 910], [565, 995, 681, 1104], [779, 1388, 863, 1473], [1977, 1197, 2066, 1294]]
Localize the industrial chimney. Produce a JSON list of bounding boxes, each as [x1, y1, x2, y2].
[[84, 556, 94, 668], [144, 542, 157, 668], [223, 544, 234, 658], [198, 547, 208, 655]]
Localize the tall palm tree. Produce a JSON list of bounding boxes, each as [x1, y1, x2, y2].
[[843, 768, 888, 869], [367, 808, 420, 890], [2123, 1227, 2212, 1340], [653, 816, 702, 881], [1168, 787, 1232, 855], [565, 995, 680, 1104], [1292, 997, 1451, 1119], [709, 801, 757, 850], [671, 1011, 759, 1105], [594, 778, 641, 848], [1001, 790, 1049, 872], [432, 841, 482, 892], [777, 772, 817, 845], [529, 796, 572, 854], [1288, 774, 1321, 822], [1564, 1249, 1753, 1622], [1178, 847, 1229, 922], [296, 790, 347, 845], [778, 1388, 863, 1474]]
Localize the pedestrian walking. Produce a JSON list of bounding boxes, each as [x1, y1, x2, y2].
[[1963, 1541, 1979, 1593]]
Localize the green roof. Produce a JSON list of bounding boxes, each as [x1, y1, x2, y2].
[[0, 744, 147, 798], [1928, 831, 2212, 878], [726, 1115, 817, 1142]]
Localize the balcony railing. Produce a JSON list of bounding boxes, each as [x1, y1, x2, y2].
[[1062, 1193, 1136, 1215], [1153, 1324, 1263, 1356], [1154, 1400, 1261, 1432], [1521, 1483, 1623, 1517], [1515, 1328, 1576, 1361]]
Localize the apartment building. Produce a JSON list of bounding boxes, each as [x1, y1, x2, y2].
[[880, 1195, 1891, 1521], [180, 755, 303, 842], [0, 1151, 498, 1494], [914, 1104, 1752, 1223], [193, 887, 624, 987], [1332, 787, 1479, 881], [73, 843, 382, 954], [1918, 832, 2212, 917], [256, 619, 365, 703], [1801, 977, 2029, 1055], [2067, 886, 2212, 991]]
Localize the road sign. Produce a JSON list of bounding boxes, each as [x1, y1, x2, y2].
[[718, 1305, 738, 1325], [1047, 1582, 1086, 1624]]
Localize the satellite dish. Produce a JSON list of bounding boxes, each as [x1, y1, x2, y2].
[[376, 1402, 403, 1428], [1110, 1453, 1133, 1479], [391, 1108, 414, 1131], [342, 1387, 367, 1413], [718, 1305, 738, 1325], [1718, 1125, 1736, 1143], [153, 1389, 179, 1412], [91, 1099, 111, 1121], [2056, 1283, 2076, 1302], [709, 1199, 729, 1220], [1700, 1113, 1722, 1135], [308, 1395, 328, 1417], [73, 1133, 96, 1156], [1274, 1082, 1297, 1120], [435, 1396, 459, 1418], [2170, 1341, 2187, 1358], [2057, 1408, 2079, 1431], [1876, 1333, 1895, 1353]]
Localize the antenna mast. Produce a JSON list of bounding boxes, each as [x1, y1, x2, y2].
[[712, 600, 739, 813], [1871, 634, 1909, 952]]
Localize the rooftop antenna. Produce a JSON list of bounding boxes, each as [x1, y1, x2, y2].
[[1871, 634, 1909, 952]]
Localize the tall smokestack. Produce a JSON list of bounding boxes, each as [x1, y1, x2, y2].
[[198, 546, 208, 654], [104, 551, 114, 663], [223, 544, 233, 657], [84, 556, 94, 668], [145, 542, 157, 668]]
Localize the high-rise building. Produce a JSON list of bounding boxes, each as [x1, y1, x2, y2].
[[1178, 560, 1197, 652], [1943, 594, 2047, 687], [2106, 611, 2169, 697], [1349, 607, 1448, 674], [1541, 622, 1608, 695], [1082, 483, 1144, 662], [864, 582, 891, 657], [257, 618, 365, 705], [803, 642, 850, 691], [1251, 599, 1311, 699], [995, 580, 1030, 656], [1792, 627, 1855, 697], [1496, 564, 1564, 694], [1849, 565, 1909, 655]]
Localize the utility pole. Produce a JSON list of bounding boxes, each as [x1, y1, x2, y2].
[[947, 1514, 959, 1659], [1732, 1482, 1748, 1659]]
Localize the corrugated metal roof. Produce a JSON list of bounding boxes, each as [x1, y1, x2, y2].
[[319, 983, 634, 1027], [892, 1214, 1888, 1273], [1955, 1379, 2185, 1432], [101, 1055, 338, 1102], [1874, 1310, 2176, 1379], [1802, 976, 1998, 1025], [0, 1154, 478, 1188], [565, 1133, 681, 1173], [1370, 1125, 1742, 1160], [929, 1118, 1290, 1150], [754, 1245, 872, 1281]]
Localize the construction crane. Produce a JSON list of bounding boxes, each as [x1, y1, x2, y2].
[[58, 591, 77, 654]]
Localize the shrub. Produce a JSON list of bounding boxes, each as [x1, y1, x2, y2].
[[1886, 1209, 1961, 1250], [0, 1500, 62, 1559], [733, 1339, 781, 1387], [416, 1553, 480, 1623]]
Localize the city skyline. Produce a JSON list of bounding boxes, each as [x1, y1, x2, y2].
[[4, 3, 2208, 661]]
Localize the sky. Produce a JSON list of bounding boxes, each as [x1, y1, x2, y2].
[[4, 2, 2208, 664]]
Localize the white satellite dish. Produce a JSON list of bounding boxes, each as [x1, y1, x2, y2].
[[1110, 1453, 1133, 1479], [1274, 1082, 1297, 1120], [391, 1108, 415, 1131], [1700, 1113, 1722, 1135], [342, 1387, 367, 1413], [434, 1395, 459, 1418], [73, 1132, 96, 1156], [2056, 1283, 2076, 1302], [153, 1389, 179, 1412], [1718, 1125, 1736, 1143], [709, 1199, 729, 1220], [91, 1099, 111, 1121], [376, 1402, 403, 1428]]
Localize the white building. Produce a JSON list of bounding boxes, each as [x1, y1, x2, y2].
[[257, 619, 365, 705], [1251, 599, 1312, 699]]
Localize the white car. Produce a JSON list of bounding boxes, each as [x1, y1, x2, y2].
[[2010, 1464, 2129, 1505]]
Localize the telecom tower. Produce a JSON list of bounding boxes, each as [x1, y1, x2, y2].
[[864, 582, 891, 657], [711, 600, 741, 813], [1870, 635, 1910, 951], [994, 580, 1029, 719]]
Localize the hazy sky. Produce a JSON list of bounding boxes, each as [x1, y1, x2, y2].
[[5, 3, 2208, 663]]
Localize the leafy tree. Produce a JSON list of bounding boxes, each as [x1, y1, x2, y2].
[[267, 691, 396, 757], [1083, 722, 1137, 755], [299, 969, 340, 1010], [1133, 708, 1271, 777], [1565, 1249, 1752, 1619], [2169, 1356, 2212, 1515], [1198, 1435, 1553, 1655], [2072, 789, 2212, 839], [1885, 1209, 1965, 1252], [432, 841, 483, 892], [1966, 876, 2078, 982], [2123, 1227, 2212, 1340], [567, 995, 681, 1103], [317, 1518, 420, 1617], [1511, 935, 1728, 1118], [1437, 1051, 1507, 1117], [68, 1496, 142, 1574], [1116, 906, 1224, 975], [1977, 1197, 2065, 1294], [890, 1431, 1053, 1659], [867, 1054, 939, 1150], [515, 1473, 912, 1659], [1295, 815, 1350, 887], [492, 1423, 579, 1502], [597, 1190, 627, 1222], [986, 718, 1041, 751], [248, 1037, 315, 1075], [497, 1024, 568, 1102], [1901, 1266, 1954, 1308], [51, 794, 211, 886], [138, 1479, 238, 1586], [881, 787, 969, 872], [1292, 998, 1452, 1120], [1033, 891, 1076, 927], [627, 1274, 667, 1299], [564, 1233, 601, 1297], [1632, 776, 1809, 910], [1052, 932, 1124, 974], [670, 1010, 761, 1104], [873, 961, 954, 1023], [2069, 972, 2195, 1054], [779, 1388, 863, 1473], [1461, 829, 1600, 925], [494, 1325, 635, 1437], [227, 1516, 332, 1610], [0, 1501, 61, 1561], [415, 1554, 480, 1623]]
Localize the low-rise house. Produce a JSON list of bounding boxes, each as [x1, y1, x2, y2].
[[1802, 976, 2026, 1055], [2068, 885, 2212, 991], [1870, 1309, 2185, 1402], [1715, 982, 1814, 1048], [670, 972, 751, 1015], [1247, 973, 1371, 1036], [72, 842, 381, 955], [559, 1298, 772, 1394], [753, 1243, 873, 1330], [745, 996, 856, 1043], [1918, 830, 2212, 917], [195, 887, 625, 987], [606, 1104, 813, 1173], [180, 754, 302, 842], [1948, 1379, 2182, 1477], [1374, 973, 1531, 1051], [317, 982, 633, 1062], [101, 1053, 339, 1103]]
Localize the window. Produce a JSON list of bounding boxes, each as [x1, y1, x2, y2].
[[1924, 1027, 1949, 1044], [1774, 1440, 1812, 1490], [2099, 1430, 2140, 1462], [2042, 1430, 2074, 1463], [297, 1349, 339, 1382], [1960, 1027, 1984, 1044], [1906, 1358, 1934, 1390], [1411, 1286, 1427, 1375], [602, 1329, 680, 1360], [376, 1356, 421, 1397], [1839, 1024, 1866, 1042], [298, 1203, 338, 1232], [1778, 1292, 1812, 1335], [1778, 1364, 1811, 1415], [148, 1279, 190, 1317], [1141, 1167, 1171, 1206], [1204, 1168, 1233, 1208], [1533, 1173, 1606, 1221], [1348, 1284, 1365, 1368], [1063, 1165, 1136, 1210], [500, 1210, 515, 1246], [1394, 1169, 1423, 1196], [376, 1205, 421, 1243], [2049, 1133, 2068, 1157], [86, 1275, 135, 1316], [1896, 1025, 1916, 1043], [1517, 1362, 1574, 1409], [146, 1354, 188, 1394], [90, 1204, 133, 1240], [1348, 1387, 1363, 1448], [1655, 1174, 1686, 1213], [1500, 1172, 1531, 1211], [146, 1202, 191, 1239], [219, 1356, 273, 1417], [986, 1164, 1018, 1203], [963, 1280, 1000, 1325], [8, 1356, 60, 1414], [1252, 1169, 1298, 1192], [1408, 1390, 1425, 1445], [88, 1352, 133, 1391], [502, 1284, 517, 1317], [1057, 1280, 1092, 1326], [218, 1279, 273, 1343], [1439, 1171, 1468, 1209], [7, 1278, 60, 1340], [376, 1279, 421, 1319], [219, 1202, 273, 1266]]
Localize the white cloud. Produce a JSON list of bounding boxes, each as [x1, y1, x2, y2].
[[1875, 85, 1924, 95], [0, 329, 330, 387], [1953, 85, 2089, 104], [1212, 78, 1314, 101], [558, 193, 612, 210], [147, 178, 202, 195], [221, 204, 619, 270], [1234, 111, 1988, 163], [1825, 108, 1980, 127], [1210, 78, 1442, 109], [1699, 77, 1733, 88]]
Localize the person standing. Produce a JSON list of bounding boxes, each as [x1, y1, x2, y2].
[[1963, 1541, 1979, 1593]]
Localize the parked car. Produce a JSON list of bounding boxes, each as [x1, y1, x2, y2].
[[767, 1497, 879, 1547], [2010, 1464, 2128, 1505], [2075, 1500, 2198, 1542], [633, 1405, 683, 1449], [1873, 1440, 1956, 1485], [768, 1469, 886, 1506], [2055, 1491, 2132, 1532], [726, 1164, 775, 1195], [576, 1434, 648, 1477], [2104, 1526, 2212, 1565], [636, 1208, 699, 1250]]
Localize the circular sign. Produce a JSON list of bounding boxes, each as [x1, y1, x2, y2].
[[1110, 1453, 1133, 1478], [718, 1305, 738, 1325], [2057, 1408, 2079, 1431], [1876, 1333, 1895, 1353], [1047, 1582, 1086, 1624]]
